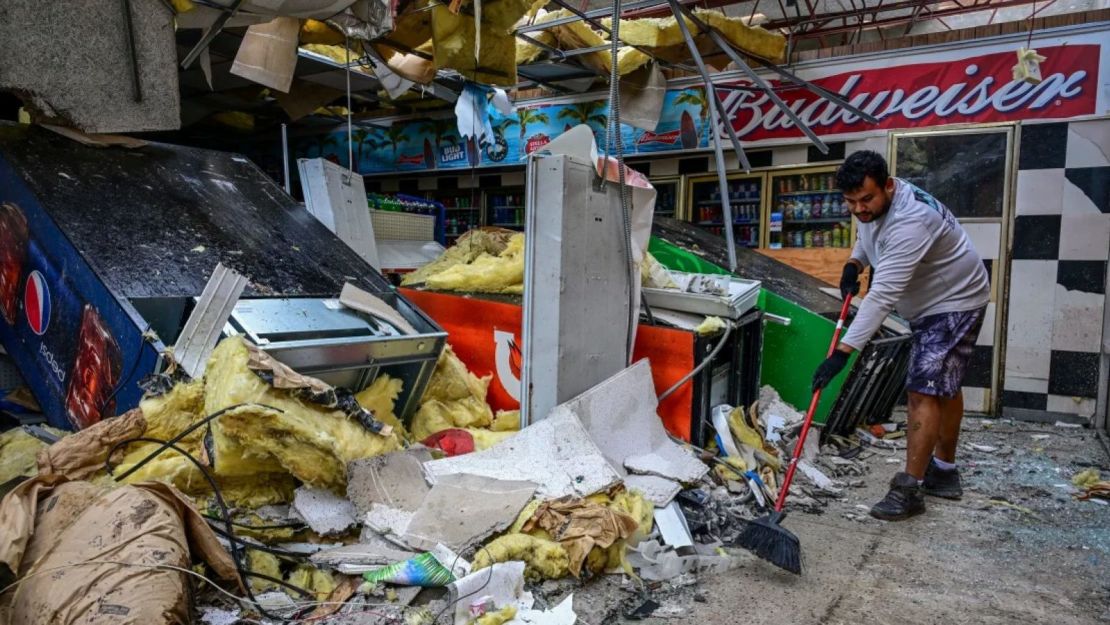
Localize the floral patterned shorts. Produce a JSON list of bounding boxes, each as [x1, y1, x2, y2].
[[906, 306, 987, 397]]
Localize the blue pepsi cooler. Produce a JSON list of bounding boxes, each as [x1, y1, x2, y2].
[[0, 123, 443, 430]]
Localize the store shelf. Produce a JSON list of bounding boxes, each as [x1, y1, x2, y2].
[[696, 220, 760, 226], [782, 217, 850, 225], [698, 198, 761, 206], [491, 222, 523, 227], [775, 190, 841, 197], [446, 207, 480, 211]]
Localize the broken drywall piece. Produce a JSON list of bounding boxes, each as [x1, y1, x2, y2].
[[624, 475, 682, 507], [554, 360, 707, 484], [309, 542, 417, 571], [626, 539, 736, 582], [364, 503, 414, 538], [797, 460, 840, 493], [347, 447, 432, 517], [654, 501, 693, 549], [292, 486, 357, 535], [424, 410, 622, 498], [402, 473, 537, 553], [447, 561, 533, 625], [516, 595, 577, 625]]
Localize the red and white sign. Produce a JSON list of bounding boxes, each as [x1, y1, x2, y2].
[[638, 129, 682, 146], [718, 44, 1099, 141], [525, 133, 551, 154]]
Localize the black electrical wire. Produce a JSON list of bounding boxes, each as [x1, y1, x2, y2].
[[109, 402, 284, 483], [200, 514, 307, 531], [203, 522, 312, 561], [104, 403, 305, 621], [99, 325, 152, 419], [106, 436, 304, 618], [432, 546, 496, 624]]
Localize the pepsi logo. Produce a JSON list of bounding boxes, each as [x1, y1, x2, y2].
[[24, 270, 51, 335]]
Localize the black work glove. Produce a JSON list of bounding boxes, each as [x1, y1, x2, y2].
[[812, 350, 850, 391], [839, 262, 861, 300]]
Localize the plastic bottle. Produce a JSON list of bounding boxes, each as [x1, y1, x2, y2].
[[804, 229, 814, 248], [814, 230, 824, 247]]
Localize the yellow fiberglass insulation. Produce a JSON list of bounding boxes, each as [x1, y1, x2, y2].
[[248, 550, 283, 593], [600, 10, 786, 62], [355, 374, 407, 438], [411, 398, 493, 440], [204, 337, 404, 491], [287, 565, 337, 601], [475, 605, 517, 625], [425, 232, 525, 294], [543, 10, 650, 76], [138, 379, 206, 444], [424, 344, 492, 403], [472, 534, 570, 580], [402, 229, 513, 287], [491, 409, 520, 432], [409, 344, 508, 442], [300, 19, 345, 45], [0, 427, 61, 484], [113, 378, 294, 508]]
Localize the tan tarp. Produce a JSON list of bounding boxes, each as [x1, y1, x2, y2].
[[0, 475, 239, 625], [36, 408, 146, 481]]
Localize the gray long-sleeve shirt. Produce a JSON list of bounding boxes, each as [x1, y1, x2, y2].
[[840, 178, 990, 350]]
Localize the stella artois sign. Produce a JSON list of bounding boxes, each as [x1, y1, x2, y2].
[[718, 44, 1099, 141]]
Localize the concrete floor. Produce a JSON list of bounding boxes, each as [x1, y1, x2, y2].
[[591, 418, 1110, 625]]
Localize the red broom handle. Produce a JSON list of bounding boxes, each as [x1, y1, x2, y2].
[[774, 294, 854, 512]]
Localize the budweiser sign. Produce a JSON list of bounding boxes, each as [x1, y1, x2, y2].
[[718, 44, 1099, 140]]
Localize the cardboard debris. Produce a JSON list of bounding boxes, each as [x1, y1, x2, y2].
[[230, 17, 301, 93], [522, 496, 640, 577], [37, 407, 146, 480], [340, 282, 418, 335], [618, 64, 667, 132], [624, 474, 683, 507], [559, 360, 708, 484], [424, 409, 622, 498], [402, 473, 538, 553], [292, 486, 358, 535], [346, 448, 433, 517], [0, 476, 240, 625]]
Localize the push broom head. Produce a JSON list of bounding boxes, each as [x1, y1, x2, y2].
[[734, 511, 801, 574]]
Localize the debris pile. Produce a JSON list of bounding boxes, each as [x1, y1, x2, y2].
[[0, 330, 871, 624]]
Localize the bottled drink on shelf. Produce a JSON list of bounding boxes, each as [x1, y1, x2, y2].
[[814, 230, 824, 247]]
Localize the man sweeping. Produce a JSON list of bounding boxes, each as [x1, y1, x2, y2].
[[812, 150, 990, 521]]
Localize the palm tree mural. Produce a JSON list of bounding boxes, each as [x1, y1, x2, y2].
[[383, 124, 407, 159], [515, 108, 550, 143], [556, 101, 608, 146], [351, 127, 371, 171], [418, 118, 459, 152], [492, 117, 518, 140], [674, 87, 710, 145]]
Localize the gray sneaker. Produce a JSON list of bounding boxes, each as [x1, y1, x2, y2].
[[921, 459, 963, 500], [870, 472, 926, 521]]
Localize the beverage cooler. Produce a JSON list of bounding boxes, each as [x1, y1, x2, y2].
[[432, 190, 482, 244], [650, 176, 682, 220], [485, 186, 527, 230], [767, 166, 853, 250], [685, 173, 765, 248]]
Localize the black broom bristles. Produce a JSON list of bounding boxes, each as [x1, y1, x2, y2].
[[733, 511, 802, 574]]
